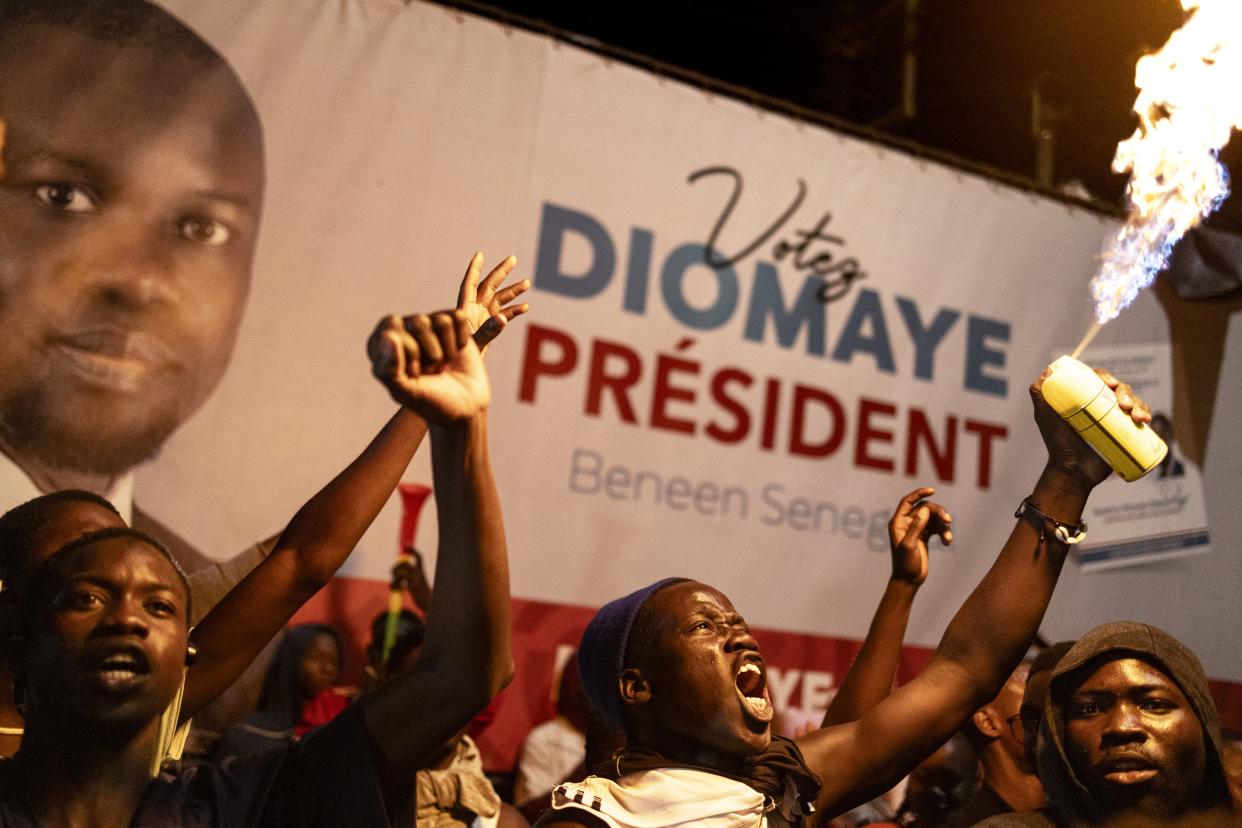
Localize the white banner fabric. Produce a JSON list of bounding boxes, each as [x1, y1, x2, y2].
[[134, 0, 1242, 690]]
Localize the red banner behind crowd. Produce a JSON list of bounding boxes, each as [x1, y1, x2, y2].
[[295, 581, 1242, 770]]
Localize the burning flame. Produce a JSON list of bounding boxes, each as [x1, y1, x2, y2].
[[1090, 0, 1242, 324]]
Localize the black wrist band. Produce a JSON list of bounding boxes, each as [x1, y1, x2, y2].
[[1015, 497, 1087, 545]]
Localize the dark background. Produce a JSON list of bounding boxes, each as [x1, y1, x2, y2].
[[442, 0, 1242, 229]]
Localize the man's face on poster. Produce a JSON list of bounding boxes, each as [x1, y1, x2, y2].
[[0, 22, 264, 476]]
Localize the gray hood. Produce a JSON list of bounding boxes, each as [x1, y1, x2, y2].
[[1036, 622, 1231, 824]]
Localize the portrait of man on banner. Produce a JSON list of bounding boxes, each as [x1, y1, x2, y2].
[[0, 0, 265, 569]]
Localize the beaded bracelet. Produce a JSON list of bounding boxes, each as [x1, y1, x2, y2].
[[1015, 497, 1087, 545]]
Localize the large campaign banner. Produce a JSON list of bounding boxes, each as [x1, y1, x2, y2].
[[16, 0, 1233, 766]]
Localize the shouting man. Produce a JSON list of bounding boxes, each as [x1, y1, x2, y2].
[[536, 367, 1153, 827]]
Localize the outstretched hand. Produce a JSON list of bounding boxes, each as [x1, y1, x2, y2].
[[1030, 365, 1151, 491], [888, 486, 952, 586], [368, 309, 490, 423], [457, 252, 531, 354]]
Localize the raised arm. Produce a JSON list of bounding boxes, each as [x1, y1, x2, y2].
[[181, 409, 426, 719], [181, 254, 527, 719], [798, 367, 1149, 816], [819, 486, 951, 728], [361, 308, 514, 787]]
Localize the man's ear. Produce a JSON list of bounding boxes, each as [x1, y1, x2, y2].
[[619, 667, 651, 706], [973, 705, 1003, 739]]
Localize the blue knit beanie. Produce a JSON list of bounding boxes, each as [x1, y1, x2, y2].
[[577, 577, 690, 728]]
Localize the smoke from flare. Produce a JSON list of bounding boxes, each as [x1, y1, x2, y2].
[[1091, 0, 1242, 324]]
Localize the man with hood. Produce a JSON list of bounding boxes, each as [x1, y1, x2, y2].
[[977, 622, 1233, 826]]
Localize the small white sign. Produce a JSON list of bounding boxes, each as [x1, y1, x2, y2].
[[1071, 343, 1210, 570]]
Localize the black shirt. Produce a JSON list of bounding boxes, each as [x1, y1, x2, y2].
[[0, 705, 388, 827], [938, 782, 1015, 828]]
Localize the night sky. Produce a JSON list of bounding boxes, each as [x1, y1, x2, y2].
[[458, 1, 1242, 228]]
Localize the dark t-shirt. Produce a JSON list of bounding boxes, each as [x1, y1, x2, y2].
[[938, 783, 1014, 828], [973, 810, 1058, 828], [0, 705, 388, 827]]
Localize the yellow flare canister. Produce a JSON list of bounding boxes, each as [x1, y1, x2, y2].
[[1041, 355, 1167, 482]]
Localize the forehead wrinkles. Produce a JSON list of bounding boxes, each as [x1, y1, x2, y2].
[[669, 583, 736, 615], [1072, 656, 1184, 699], [651, 600, 720, 645], [654, 587, 747, 652]]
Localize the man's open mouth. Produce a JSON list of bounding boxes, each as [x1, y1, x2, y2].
[[735, 658, 774, 723], [88, 646, 152, 692]]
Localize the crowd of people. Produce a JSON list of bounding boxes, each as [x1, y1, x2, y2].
[[0, 0, 1237, 825]]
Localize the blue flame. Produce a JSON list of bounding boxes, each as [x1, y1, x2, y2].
[[1091, 151, 1230, 323]]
